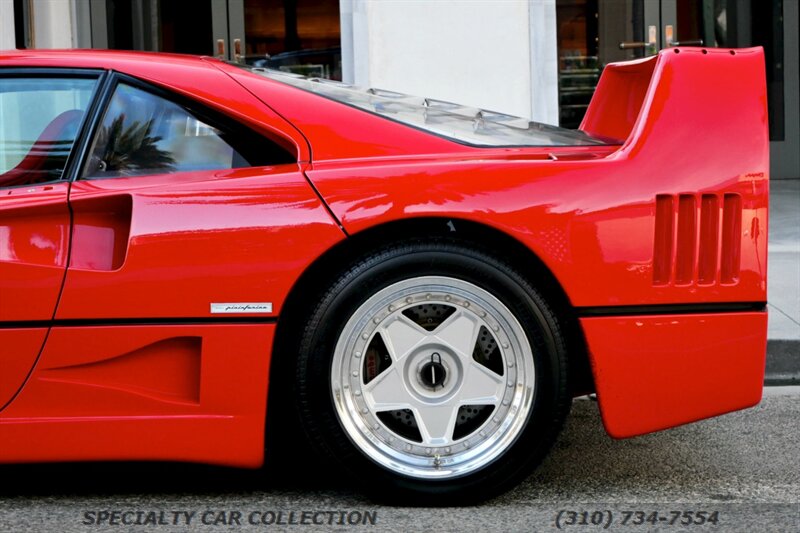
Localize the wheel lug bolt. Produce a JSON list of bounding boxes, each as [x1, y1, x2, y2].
[[361, 408, 368, 414], [425, 294, 431, 300], [493, 325, 500, 332], [362, 333, 369, 339], [388, 305, 395, 311], [445, 447, 451, 453], [352, 371, 359, 377], [355, 391, 361, 396], [406, 297, 413, 303], [405, 444, 412, 451], [502, 399, 510, 406], [445, 295, 451, 301], [355, 351, 361, 358], [507, 361, 514, 367], [502, 343, 509, 349], [425, 448, 432, 455]]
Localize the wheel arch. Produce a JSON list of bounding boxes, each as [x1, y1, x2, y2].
[[270, 217, 594, 415]]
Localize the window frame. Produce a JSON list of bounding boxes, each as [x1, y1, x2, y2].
[[78, 72, 296, 182], [0, 68, 107, 190]]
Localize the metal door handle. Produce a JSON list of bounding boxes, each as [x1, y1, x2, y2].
[[619, 42, 648, 50], [670, 39, 704, 47], [233, 39, 242, 63], [216, 39, 225, 59]]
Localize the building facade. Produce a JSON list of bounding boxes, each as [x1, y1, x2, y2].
[[1, 0, 797, 179]]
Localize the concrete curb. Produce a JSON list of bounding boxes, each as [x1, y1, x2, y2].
[[765, 339, 800, 385]]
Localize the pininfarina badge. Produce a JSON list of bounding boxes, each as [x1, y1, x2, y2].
[[210, 302, 273, 314]]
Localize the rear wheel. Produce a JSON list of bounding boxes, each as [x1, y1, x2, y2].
[[295, 241, 569, 503]]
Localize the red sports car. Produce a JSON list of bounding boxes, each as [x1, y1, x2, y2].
[[0, 47, 768, 503]]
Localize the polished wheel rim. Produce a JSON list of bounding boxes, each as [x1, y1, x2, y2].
[[331, 276, 536, 479]]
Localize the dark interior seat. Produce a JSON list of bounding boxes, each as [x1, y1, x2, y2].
[[0, 109, 84, 188]]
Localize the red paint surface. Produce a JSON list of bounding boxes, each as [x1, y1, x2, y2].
[[0, 324, 273, 466], [0, 182, 71, 321], [580, 55, 656, 141], [581, 312, 767, 438], [0, 329, 47, 410]]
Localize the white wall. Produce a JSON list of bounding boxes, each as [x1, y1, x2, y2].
[[31, 0, 76, 48], [0, 0, 15, 50], [528, 0, 559, 125], [341, 0, 558, 124]]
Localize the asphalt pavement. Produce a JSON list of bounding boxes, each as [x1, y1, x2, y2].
[[0, 387, 797, 533]]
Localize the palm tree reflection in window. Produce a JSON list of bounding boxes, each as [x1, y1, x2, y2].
[[88, 114, 176, 177]]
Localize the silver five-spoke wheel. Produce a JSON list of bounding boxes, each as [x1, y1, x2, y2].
[[331, 276, 535, 479]]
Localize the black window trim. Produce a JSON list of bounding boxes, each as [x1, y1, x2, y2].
[[77, 71, 297, 182], [0, 67, 108, 190]]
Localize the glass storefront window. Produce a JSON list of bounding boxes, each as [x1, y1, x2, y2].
[[92, 1, 342, 80], [243, 0, 341, 80]]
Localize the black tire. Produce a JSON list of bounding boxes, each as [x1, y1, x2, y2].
[[295, 239, 570, 505]]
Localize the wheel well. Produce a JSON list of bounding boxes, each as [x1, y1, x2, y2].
[[268, 218, 594, 443]]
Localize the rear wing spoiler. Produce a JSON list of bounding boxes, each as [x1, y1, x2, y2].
[[580, 47, 769, 167]]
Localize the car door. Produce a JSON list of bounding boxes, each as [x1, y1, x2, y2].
[[0, 70, 100, 410]]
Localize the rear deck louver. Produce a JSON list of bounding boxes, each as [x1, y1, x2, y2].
[[653, 193, 741, 286]]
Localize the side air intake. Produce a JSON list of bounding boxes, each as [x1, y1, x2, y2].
[[653, 193, 742, 286]]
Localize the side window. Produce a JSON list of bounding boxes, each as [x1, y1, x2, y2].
[[0, 76, 96, 188], [83, 82, 293, 179]]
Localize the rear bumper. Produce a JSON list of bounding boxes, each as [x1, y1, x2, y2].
[[580, 311, 767, 438]]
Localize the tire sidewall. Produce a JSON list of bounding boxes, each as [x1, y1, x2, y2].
[[297, 242, 568, 503]]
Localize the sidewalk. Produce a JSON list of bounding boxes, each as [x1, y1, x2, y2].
[[767, 179, 800, 384]]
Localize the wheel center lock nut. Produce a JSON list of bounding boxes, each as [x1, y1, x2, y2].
[[419, 352, 447, 389]]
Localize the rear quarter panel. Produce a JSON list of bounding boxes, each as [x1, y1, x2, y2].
[[305, 47, 769, 438]]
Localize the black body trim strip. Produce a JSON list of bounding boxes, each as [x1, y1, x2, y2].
[[576, 302, 767, 318], [0, 68, 105, 76], [0, 303, 767, 328], [0, 317, 278, 329]]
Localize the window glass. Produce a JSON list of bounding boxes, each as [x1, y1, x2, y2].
[[84, 83, 281, 178], [245, 67, 611, 146], [0, 77, 96, 188]]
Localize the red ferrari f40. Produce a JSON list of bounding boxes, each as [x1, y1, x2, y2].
[[0, 47, 768, 503]]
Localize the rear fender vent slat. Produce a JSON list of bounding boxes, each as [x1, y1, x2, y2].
[[698, 194, 720, 285], [721, 193, 742, 283], [653, 195, 674, 285], [675, 194, 697, 285]]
